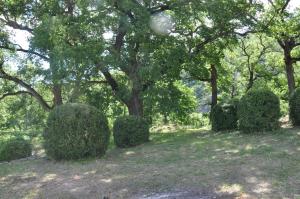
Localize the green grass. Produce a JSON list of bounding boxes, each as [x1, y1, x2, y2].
[[0, 127, 300, 199]]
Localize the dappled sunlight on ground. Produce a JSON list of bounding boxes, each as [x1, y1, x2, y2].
[[244, 144, 253, 151], [253, 181, 271, 194], [150, 124, 183, 133], [125, 151, 136, 156], [83, 170, 96, 175], [41, 173, 57, 182], [0, 128, 300, 198], [218, 184, 242, 195], [100, 178, 112, 183]]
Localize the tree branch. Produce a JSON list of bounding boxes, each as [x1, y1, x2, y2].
[[234, 30, 256, 37], [149, 0, 194, 14], [0, 63, 52, 111], [114, 1, 135, 20], [280, 0, 291, 14], [149, 4, 171, 14], [0, 17, 34, 33], [142, 80, 155, 91], [99, 67, 119, 93], [87, 80, 108, 84], [277, 39, 285, 49], [0, 91, 33, 100], [0, 44, 49, 61], [191, 75, 211, 82], [292, 57, 300, 63], [193, 30, 233, 54]]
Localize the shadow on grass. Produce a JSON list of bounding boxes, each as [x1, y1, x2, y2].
[[0, 127, 300, 199]]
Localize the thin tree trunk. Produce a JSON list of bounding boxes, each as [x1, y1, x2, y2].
[[231, 72, 238, 98], [210, 64, 218, 109], [284, 49, 295, 94], [246, 70, 254, 91], [231, 85, 236, 98], [163, 114, 168, 124], [278, 40, 296, 95], [69, 80, 81, 103]]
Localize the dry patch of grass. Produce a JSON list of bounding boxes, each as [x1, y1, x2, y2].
[[1, 127, 300, 199]]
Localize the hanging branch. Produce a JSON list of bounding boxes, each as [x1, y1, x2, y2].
[[0, 61, 52, 111], [0, 43, 49, 61], [0, 17, 34, 33], [0, 91, 33, 100]]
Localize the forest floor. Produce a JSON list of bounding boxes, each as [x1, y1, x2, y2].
[[0, 126, 300, 199]]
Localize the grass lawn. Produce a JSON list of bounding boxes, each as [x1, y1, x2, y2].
[[0, 127, 300, 199]]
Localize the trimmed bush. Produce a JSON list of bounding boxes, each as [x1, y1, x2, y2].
[[43, 103, 110, 160], [290, 88, 300, 126], [0, 137, 32, 162], [113, 115, 150, 148], [211, 100, 238, 131], [238, 89, 280, 133]]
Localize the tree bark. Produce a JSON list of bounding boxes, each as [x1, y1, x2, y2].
[[284, 48, 295, 94], [127, 91, 144, 117], [210, 64, 218, 109], [278, 39, 296, 95], [52, 85, 63, 106], [163, 114, 168, 124], [0, 65, 52, 111], [246, 70, 254, 91], [101, 68, 144, 117]]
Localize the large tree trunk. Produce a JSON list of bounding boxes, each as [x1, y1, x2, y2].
[[101, 69, 145, 117], [210, 64, 218, 109], [284, 48, 295, 94], [52, 85, 63, 106], [278, 40, 296, 95], [127, 90, 143, 117]]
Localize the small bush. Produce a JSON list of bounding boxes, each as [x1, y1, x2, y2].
[[0, 137, 32, 162], [290, 88, 300, 126], [238, 89, 280, 133], [44, 103, 110, 160], [113, 115, 150, 148], [211, 100, 239, 132]]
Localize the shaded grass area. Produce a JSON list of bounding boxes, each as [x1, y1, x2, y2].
[[0, 127, 300, 199], [0, 130, 44, 158]]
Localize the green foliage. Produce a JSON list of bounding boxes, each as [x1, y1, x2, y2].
[[289, 88, 300, 126], [43, 103, 110, 160], [113, 115, 150, 148], [0, 137, 32, 162], [211, 99, 239, 131], [144, 81, 197, 124], [85, 82, 127, 119], [0, 0, 297, 135], [238, 89, 281, 133], [185, 113, 210, 128], [0, 96, 47, 130]]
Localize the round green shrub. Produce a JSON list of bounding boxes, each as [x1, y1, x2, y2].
[[0, 137, 32, 162], [113, 115, 150, 148], [211, 100, 238, 132], [289, 88, 300, 126], [43, 103, 110, 160], [238, 89, 280, 133]]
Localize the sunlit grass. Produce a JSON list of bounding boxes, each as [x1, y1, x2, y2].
[[1, 127, 300, 198]]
